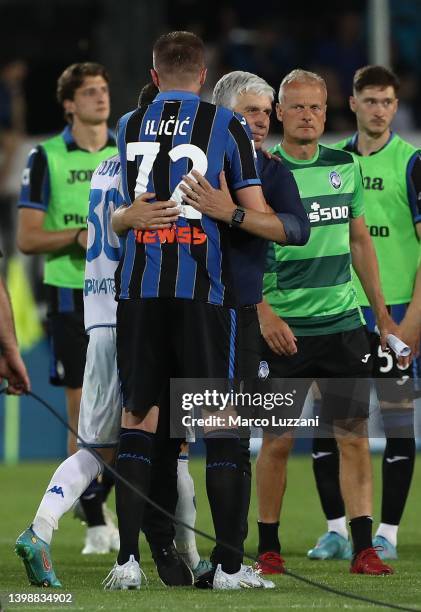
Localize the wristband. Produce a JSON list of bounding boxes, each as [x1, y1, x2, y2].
[[74, 228, 85, 245]]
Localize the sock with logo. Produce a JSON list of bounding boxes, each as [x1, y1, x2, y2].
[[32, 449, 101, 544], [312, 437, 345, 521], [116, 428, 154, 564], [381, 436, 415, 526], [257, 521, 281, 554], [349, 516, 373, 556], [174, 455, 200, 569], [205, 433, 243, 574], [80, 478, 106, 527]]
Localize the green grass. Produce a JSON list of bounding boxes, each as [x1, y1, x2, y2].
[[1, 455, 421, 611]]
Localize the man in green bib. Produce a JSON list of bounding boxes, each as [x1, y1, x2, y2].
[[17, 63, 118, 555], [310, 65, 421, 561], [255, 69, 398, 576]]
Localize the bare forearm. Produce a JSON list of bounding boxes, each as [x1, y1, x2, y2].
[[351, 237, 388, 320], [17, 227, 81, 255], [0, 279, 18, 353], [403, 264, 421, 330]]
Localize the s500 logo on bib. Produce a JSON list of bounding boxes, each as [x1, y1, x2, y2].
[[308, 202, 349, 224]]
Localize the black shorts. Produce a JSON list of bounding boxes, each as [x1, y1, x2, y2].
[[236, 305, 261, 382], [261, 327, 371, 430], [117, 298, 240, 418], [368, 330, 419, 404], [47, 286, 88, 388]]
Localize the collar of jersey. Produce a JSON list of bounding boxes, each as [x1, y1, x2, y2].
[[153, 90, 200, 102], [278, 143, 320, 165], [349, 130, 395, 156], [61, 125, 115, 152]]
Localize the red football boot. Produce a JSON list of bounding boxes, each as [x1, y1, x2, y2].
[[350, 547, 394, 575], [255, 551, 286, 575]]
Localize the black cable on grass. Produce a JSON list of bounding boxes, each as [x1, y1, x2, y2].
[[5, 387, 420, 612]]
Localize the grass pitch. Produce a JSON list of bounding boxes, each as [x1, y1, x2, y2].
[[1, 455, 420, 611]]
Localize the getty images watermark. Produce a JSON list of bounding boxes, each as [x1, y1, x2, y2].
[[180, 389, 319, 429]]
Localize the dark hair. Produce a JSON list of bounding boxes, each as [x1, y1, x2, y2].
[[56, 62, 109, 105], [153, 31, 205, 81], [138, 82, 159, 107], [353, 65, 400, 95]]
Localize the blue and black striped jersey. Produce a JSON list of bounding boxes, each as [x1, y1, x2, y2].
[[115, 90, 261, 307]]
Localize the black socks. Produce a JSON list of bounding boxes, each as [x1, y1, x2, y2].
[[116, 428, 154, 564]]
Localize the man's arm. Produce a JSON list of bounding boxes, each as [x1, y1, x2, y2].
[[0, 278, 30, 394], [350, 216, 400, 349], [395, 224, 421, 356], [17, 208, 86, 254], [257, 300, 297, 355], [18, 145, 87, 254], [396, 154, 421, 355], [180, 171, 287, 243], [111, 193, 180, 236]]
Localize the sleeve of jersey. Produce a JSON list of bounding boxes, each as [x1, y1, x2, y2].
[[225, 116, 262, 190], [18, 145, 50, 212], [350, 159, 365, 218], [266, 161, 310, 245], [406, 152, 421, 225]]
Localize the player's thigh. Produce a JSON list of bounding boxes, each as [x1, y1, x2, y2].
[[78, 326, 121, 448], [319, 328, 371, 429], [116, 299, 170, 418], [259, 337, 315, 436], [48, 310, 88, 388], [237, 306, 262, 381], [175, 300, 237, 378]]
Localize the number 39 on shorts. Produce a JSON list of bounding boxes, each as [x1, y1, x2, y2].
[[126, 141, 208, 220]]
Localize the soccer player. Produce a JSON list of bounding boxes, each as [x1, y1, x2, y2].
[[310, 65, 421, 561], [107, 32, 278, 590], [157, 69, 310, 583], [17, 63, 118, 553], [0, 275, 30, 394], [255, 69, 398, 576]]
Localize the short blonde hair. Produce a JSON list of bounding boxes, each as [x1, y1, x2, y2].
[[278, 69, 327, 102]]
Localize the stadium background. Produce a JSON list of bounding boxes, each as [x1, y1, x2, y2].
[[0, 0, 421, 462]]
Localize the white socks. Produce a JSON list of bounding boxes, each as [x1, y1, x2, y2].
[[327, 517, 349, 540], [376, 523, 398, 547], [32, 448, 102, 544], [174, 456, 200, 570]]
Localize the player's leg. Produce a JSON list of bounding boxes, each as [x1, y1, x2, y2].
[[48, 297, 108, 543], [174, 443, 211, 578], [142, 404, 194, 587], [179, 301, 274, 589], [322, 329, 393, 575], [255, 334, 312, 574], [16, 326, 122, 586], [308, 433, 350, 560], [106, 299, 166, 589], [256, 431, 294, 573], [77, 327, 121, 554]]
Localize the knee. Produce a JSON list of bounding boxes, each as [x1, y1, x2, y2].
[[337, 435, 369, 458], [260, 435, 293, 463]]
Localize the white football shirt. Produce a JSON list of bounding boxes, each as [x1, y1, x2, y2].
[[84, 155, 123, 331]]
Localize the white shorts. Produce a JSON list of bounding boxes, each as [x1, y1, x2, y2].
[[78, 326, 121, 447]]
